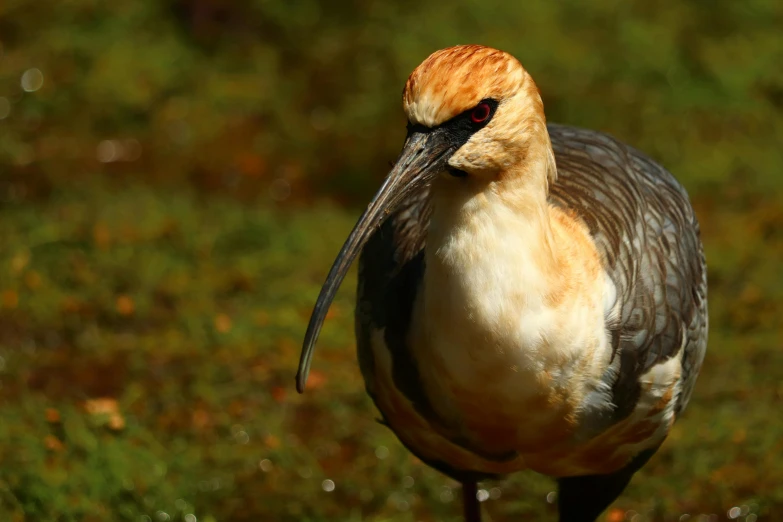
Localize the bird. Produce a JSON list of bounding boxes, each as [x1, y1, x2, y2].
[[296, 44, 708, 522]]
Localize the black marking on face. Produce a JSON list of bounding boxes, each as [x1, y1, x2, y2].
[[403, 99, 499, 179], [406, 98, 499, 151]]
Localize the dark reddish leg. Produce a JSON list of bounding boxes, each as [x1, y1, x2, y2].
[[462, 480, 481, 522]]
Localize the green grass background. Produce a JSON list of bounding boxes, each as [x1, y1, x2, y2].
[[1, 0, 783, 520]]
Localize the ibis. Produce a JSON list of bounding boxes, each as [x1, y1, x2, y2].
[[297, 44, 708, 522]]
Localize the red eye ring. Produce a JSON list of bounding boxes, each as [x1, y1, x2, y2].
[[471, 102, 491, 124]]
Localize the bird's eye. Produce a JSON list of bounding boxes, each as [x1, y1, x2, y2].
[[470, 102, 491, 124]]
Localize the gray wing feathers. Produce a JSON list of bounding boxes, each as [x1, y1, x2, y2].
[[354, 183, 431, 402], [548, 124, 707, 417]]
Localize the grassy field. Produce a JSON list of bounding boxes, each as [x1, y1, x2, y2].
[[3, 0, 783, 520], [1, 180, 782, 521]]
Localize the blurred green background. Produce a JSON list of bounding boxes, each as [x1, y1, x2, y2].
[[1, 1, 782, 521]]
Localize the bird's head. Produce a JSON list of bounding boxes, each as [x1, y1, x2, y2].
[[297, 45, 554, 392], [402, 44, 554, 182]]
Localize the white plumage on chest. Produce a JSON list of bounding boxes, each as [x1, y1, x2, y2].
[[363, 186, 686, 476], [406, 184, 614, 451]]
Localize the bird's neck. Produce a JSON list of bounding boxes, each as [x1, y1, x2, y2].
[[420, 148, 608, 367], [426, 166, 565, 311], [415, 155, 610, 438]]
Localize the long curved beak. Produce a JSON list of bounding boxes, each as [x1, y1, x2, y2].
[[296, 129, 453, 393]]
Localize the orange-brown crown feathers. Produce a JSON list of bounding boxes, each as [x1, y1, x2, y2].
[[403, 45, 555, 186], [403, 44, 536, 127]]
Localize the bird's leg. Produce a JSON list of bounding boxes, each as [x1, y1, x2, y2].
[[462, 480, 481, 522], [556, 448, 658, 522]]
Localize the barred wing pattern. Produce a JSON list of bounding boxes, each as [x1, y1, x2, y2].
[[546, 124, 707, 420]]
